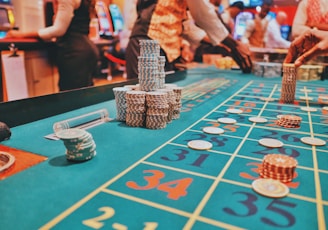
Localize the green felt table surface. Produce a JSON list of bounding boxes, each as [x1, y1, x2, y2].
[[1, 66, 327, 229]]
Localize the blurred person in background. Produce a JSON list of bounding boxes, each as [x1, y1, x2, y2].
[[126, 0, 252, 79], [241, 0, 273, 47], [221, 1, 245, 35], [5, 0, 99, 91], [292, 0, 328, 39], [266, 11, 291, 48]]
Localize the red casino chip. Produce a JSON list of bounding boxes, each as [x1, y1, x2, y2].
[[259, 154, 298, 183], [276, 114, 302, 128]]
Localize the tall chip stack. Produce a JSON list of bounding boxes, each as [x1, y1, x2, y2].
[[158, 56, 166, 88], [280, 63, 297, 104], [113, 39, 183, 129], [138, 40, 161, 91], [113, 87, 131, 121]]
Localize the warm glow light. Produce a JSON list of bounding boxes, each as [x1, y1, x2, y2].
[[7, 9, 15, 26], [256, 6, 261, 13]]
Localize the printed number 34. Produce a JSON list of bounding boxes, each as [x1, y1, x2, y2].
[[126, 169, 193, 200]]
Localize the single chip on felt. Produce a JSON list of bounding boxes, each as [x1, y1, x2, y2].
[[0, 122, 11, 142], [0, 151, 15, 172], [300, 88, 312, 93], [217, 117, 237, 124], [226, 108, 243, 114], [249, 117, 268, 123], [252, 178, 289, 198], [202, 127, 224, 135], [300, 107, 318, 112], [299, 96, 313, 101], [55, 128, 87, 140], [259, 138, 283, 148], [318, 94, 328, 100], [260, 97, 276, 102], [187, 140, 213, 150], [300, 137, 326, 146]]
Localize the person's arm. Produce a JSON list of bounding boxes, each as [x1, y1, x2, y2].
[[187, 0, 252, 73], [181, 12, 207, 50], [38, 0, 77, 40], [240, 19, 255, 45], [284, 29, 328, 67], [187, 0, 229, 45], [291, 0, 309, 39], [124, 0, 138, 31], [307, 22, 328, 31], [5, 0, 77, 40], [267, 21, 291, 48]]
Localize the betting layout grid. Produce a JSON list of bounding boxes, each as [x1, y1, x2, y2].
[[41, 78, 328, 230]]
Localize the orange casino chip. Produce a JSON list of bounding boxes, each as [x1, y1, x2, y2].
[[263, 154, 298, 168], [259, 154, 298, 183]]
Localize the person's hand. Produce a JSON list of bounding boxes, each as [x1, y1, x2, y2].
[[284, 29, 328, 67], [181, 44, 194, 63], [5, 30, 24, 39], [234, 41, 252, 73], [222, 36, 252, 73]]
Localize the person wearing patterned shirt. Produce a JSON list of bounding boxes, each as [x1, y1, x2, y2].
[[292, 0, 328, 39], [266, 11, 291, 49], [125, 0, 252, 79]]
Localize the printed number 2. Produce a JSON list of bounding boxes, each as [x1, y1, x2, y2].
[[83, 207, 115, 229], [83, 206, 158, 229], [126, 169, 193, 200]]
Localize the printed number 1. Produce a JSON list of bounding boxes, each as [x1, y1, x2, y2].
[[126, 169, 193, 200]]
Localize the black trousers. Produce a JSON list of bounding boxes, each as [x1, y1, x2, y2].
[[56, 33, 99, 91]]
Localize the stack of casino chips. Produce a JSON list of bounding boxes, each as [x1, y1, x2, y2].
[[145, 92, 169, 129], [113, 87, 132, 121], [157, 88, 175, 123], [125, 91, 146, 127], [138, 39, 166, 91], [260, 154, 298, 183], [280, 63, 297, 104], [171, 86, 183, 119], [276, 114, 302, 128], [157, 56, 166, 89], [56, 128, 96, 161], [253, 62, 282, 78]]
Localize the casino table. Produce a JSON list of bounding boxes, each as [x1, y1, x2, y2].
[[1, 66, 328, 230]]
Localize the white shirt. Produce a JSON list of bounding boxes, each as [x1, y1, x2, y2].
[[38, 0, 81, 40], [266, 19, 290, 48], [221, 11, 235, 34], [187, 0, 229, 45], [182, 11, 207, 51]]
